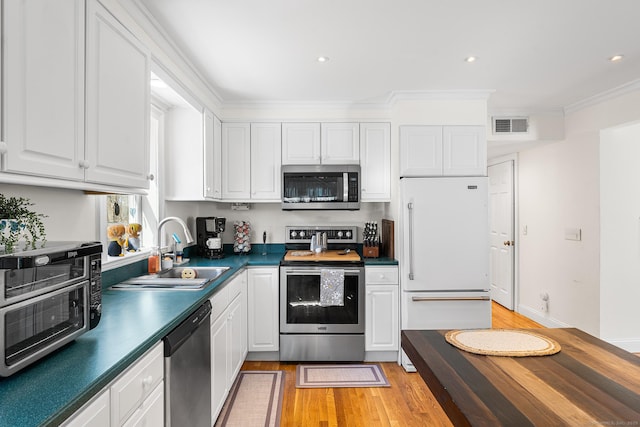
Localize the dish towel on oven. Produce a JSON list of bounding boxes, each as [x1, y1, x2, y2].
[[320, 269, 344, 306]]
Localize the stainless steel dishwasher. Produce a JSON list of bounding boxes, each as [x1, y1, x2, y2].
[[163, 300, 212, 427]]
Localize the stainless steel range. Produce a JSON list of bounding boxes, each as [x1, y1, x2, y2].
[[279, 226, 365, 361]]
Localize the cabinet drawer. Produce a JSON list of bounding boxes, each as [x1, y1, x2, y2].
[[122, 381, 164, 427], [365, 267, 398, 285], [111, 342, 164, 426], [209, 285, 229, 322], [227, 274, 243, 301]]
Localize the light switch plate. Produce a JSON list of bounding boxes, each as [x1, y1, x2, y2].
[[565, 228, 581, 241]]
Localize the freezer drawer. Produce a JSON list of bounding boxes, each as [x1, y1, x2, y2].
[[401, 291, 491, 330]]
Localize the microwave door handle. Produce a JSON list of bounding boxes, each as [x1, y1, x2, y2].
[[408, 202, 415, 280], [343, 173, 349, 201]]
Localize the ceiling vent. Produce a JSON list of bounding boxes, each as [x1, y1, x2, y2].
[[493, 117, 529, 134]]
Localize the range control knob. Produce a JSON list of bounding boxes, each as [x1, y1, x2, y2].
[[300, 231, 306, 238], [291, 231, 297, 238], [337, 231, 343, 238], [346, 231, 352, 238]]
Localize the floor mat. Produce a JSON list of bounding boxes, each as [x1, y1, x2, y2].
[[296, 364, 390, 388], [215, 370, 285, 427]]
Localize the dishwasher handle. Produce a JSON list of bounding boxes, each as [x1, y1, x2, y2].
[[163, 300, 212, 356]]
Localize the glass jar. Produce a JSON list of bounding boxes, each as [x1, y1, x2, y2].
[[148, 246, 160, 274]]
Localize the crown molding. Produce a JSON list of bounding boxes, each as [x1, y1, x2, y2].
[[564, 78, 640, 115], [387, 89, 494, 105], [123, 0, 224, 109]]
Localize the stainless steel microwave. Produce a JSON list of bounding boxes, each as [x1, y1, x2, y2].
[[0, 241, 102, 377], [282, 164, 360, 210]]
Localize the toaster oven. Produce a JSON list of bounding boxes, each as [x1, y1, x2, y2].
[[0, 242, 102, 377]]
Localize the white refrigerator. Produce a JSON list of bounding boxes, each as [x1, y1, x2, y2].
[[400, 176, 491, 371]]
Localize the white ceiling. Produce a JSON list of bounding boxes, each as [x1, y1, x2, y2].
[[138, 0, 640, 112]]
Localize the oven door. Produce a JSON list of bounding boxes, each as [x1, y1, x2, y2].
[[280, 266, 364, 334], [0, 281, 89, 377]]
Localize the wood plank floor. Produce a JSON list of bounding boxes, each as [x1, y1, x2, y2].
[[240, 302, 542, 426]]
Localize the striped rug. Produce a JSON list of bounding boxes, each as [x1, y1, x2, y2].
[[215, 370, 284, 427], [296, 364, 390, 388]]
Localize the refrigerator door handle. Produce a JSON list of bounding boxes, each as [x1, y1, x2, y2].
[[407, 202, 414, 280], [411, 296, 491, 302]]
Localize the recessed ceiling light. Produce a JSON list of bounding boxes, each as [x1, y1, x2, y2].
[[609, 54, 624, 62], [317, 56, 329, 63], [465, 56, 477, 63]]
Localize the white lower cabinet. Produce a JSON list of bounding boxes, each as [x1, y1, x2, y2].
[[210, 271, 248, 424], [247, 267, 279, 352], [62, 342, 164, 427], [365, 266, 399, 352], [63, 389, 111, 427]]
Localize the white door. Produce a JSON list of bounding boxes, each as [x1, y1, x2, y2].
[[488, 161, 515, 309]]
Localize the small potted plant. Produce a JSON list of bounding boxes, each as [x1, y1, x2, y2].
[[0, 194, 47, 253]]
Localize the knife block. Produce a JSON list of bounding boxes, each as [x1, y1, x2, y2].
[[363, 245, 379, 258]]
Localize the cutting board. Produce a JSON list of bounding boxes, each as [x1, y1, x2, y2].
[[284, 250, 361, 262], [381, 219, 395, 259]]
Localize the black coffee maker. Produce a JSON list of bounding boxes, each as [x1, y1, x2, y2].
[[196, 217, 226, 258]]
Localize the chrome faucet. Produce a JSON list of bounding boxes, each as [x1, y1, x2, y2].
[[157, 217, 194, 252]]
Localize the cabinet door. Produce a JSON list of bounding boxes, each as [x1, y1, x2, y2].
[[321, 123, 359, 164], [211, 311, 229, 423], [164, 106, 204, 200], [122, 382, 164, 427], [281, 123, 320, 165], [3, 0, 85, 180], [212, 115, 223, 200], [203, 109, 216, 199], [222, 123, 251, 199], [365, 284, 399, 351], [250, 123, 281, 200], [247, 268, 279, 352], [85, 0, 150, 188], [63, 389, 110, 427], [360, 123, 391, 201], [442, 125, 486, 176], [399, 126, 443, 176], [228, 295, 245, 384]]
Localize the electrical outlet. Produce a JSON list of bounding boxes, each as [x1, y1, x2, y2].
[[539, 292, 549, 312]]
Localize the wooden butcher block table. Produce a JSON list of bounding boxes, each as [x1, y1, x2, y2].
[[401, 328, 640, 426]]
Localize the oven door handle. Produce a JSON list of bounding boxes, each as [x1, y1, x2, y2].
[[283, 269, 363, 275]]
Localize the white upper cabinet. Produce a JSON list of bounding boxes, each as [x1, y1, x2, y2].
[[212, 115, 223, 200], [400, 125, 486, 177], [164, 106, 204, 200], [281, 123, 320, 164], [442, 126, 487, 176], [85, 0, 151, 188], [250, 123, 281, 201], [221, 123, 251, 199], [203, 109, 216, 199], [360, 123, 391, 201], [321, 123, 360, 164], [2, 0, 86, 180], [282, 122, 359, 165], [400, 126, 443, 176]]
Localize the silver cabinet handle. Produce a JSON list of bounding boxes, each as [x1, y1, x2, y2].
[[0, 141, 7, 154], [408, 202, 414, 280], [411, 296, 490, 302]]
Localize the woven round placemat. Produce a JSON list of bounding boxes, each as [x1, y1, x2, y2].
[[445, 329, 561, 357]]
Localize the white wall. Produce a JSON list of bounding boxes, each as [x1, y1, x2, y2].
[[600, 122, 640, 351], [517, 88, 640, 349], [165, 201, 387, 245], [0, 184, 99, 242]]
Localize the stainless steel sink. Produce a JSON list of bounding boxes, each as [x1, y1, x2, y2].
[[110, 266, 231, 290]]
